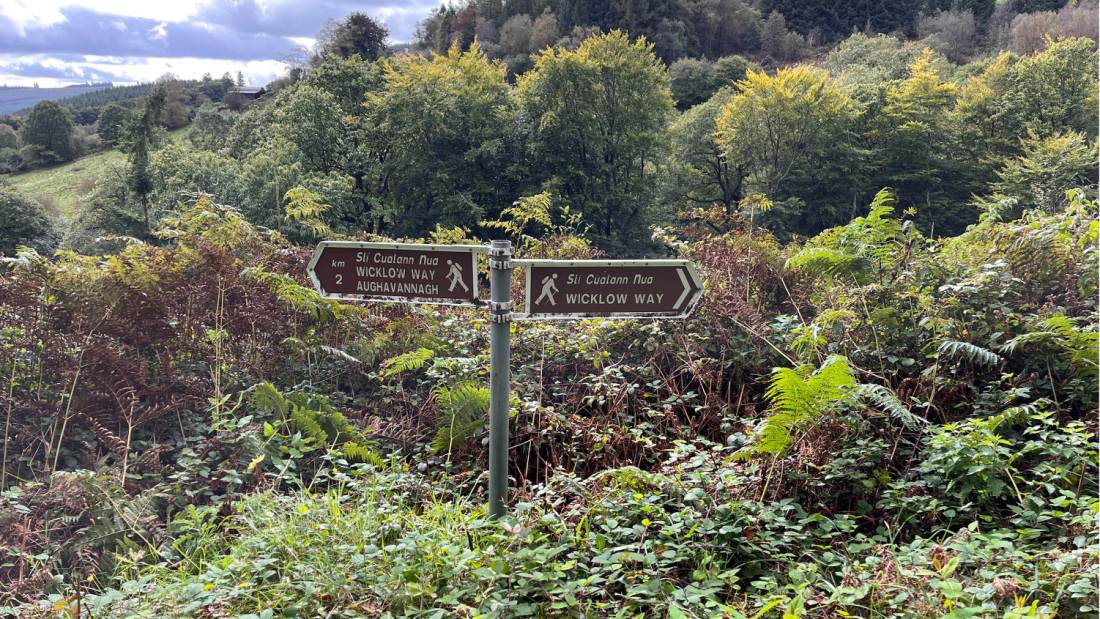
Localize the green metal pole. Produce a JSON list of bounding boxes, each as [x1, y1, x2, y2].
[[487, 239, 512, 518]]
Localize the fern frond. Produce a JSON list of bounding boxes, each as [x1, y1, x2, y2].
[[937, 339, 1003, 366], [432, 382, 489, 455], [289, 408, 328, 448], [999, 315, 1098, 375], [746, 355, 856, 457], [1044, 314, 1099, 370], [481, 191, 552, 237], [785, 247, 867, 278], [0, 246, 47, 271], [999, 330, 1058, 355], [241, 266, 349, 323], [251, 383, 386, 467], [380, 347, 435, 378], [283, 187, 334, 237], [318, 345, 361, 364], [865, 188, 896, 221], [341, 441, 385, 466], [250, 382, 288, 417], [857, 383, 925, 429], [992, 400, 1048, 428]]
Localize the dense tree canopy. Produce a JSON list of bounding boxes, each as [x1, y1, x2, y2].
[[663, 87, 743, 216], [96, 103, 131, 146], [20, 100, 75, 163], [316, 12, 389, 61], [872, 49, 969, 230], [669, 58, 718, 108], [519, 30, 674, 252], [275, 85, 347, 174], [761, 0, 923, 40], [362, 42, 518, 235], [716, 67, 857, 203], [0, 124, 18, 150], [1, 8, 1098, 617]]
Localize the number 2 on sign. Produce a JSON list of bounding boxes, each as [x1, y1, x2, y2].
[[335, 274, 343, 284]]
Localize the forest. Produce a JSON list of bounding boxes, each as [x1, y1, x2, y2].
[[0, 0, 1097, 616]]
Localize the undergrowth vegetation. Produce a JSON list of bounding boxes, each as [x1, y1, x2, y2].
[[0, 183, 1095, 617]]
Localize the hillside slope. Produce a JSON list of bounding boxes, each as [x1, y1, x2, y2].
[[3, 128, 189, 218]]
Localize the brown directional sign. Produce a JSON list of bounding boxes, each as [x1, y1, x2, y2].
[[516, 259, 703, 319], [307, 241, 485, 306]]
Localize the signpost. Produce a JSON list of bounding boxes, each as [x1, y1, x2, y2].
[[307, 240, 484, 306], [515, 259, 703, 319], [307, 240, 703, 518]]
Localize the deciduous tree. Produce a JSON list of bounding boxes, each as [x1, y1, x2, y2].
[[518, 31, 674, 252], [500, 14, 534, 54], [317, 12, 389, 61], [530, 8, 559, 51], [96, 104, 130, 146], [274, 85, 346, 173], [990, 131, 1098, 213], [363, 42, 519, 235], [0, 184, 56, 256], [662, 88, 745, 216], [669, 58, 717, 108], [0, 124, 18, 150], [873, 49, 968, 230], [716, 66, 857, 199], [21, 100, 76, 163]]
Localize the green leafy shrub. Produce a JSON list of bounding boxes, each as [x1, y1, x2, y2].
[[252, 382, 383, 469], [0, 183, 58, 256]]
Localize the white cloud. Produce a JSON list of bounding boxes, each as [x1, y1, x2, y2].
[[148, 21, 168, 41], [1, 0, 203, 30], [0, 0, 446, 85], [0, 53, 286, 87]]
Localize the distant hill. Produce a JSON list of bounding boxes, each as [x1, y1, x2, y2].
[[41, 83, 157, 113], [0, 83, 113, 115]]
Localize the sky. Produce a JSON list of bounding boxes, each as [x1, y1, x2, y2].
[[0, 0, 444, 87]]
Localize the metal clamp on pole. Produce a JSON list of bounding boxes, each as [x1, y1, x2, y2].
[[488, 242, 512, 270], [486, 240, 512, 518], [489, 300, 513, 323]]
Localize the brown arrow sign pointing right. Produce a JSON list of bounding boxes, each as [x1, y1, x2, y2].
[[516, 259, 703, 319]]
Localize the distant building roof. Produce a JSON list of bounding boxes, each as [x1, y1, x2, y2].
[[231, 86, 265, 96]]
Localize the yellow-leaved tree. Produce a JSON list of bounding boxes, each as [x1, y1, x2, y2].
[[362, 41, 517, 236], [517, 30, 674, 254], [873, 48, 964, 228], [715, 66, 858, 203]]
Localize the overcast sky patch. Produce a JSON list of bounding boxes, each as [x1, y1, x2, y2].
[[0, 0, 443, 86]]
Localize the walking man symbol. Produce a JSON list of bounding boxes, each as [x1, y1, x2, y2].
[[446, 260, 469, 293], [535, 273, 558, 306]]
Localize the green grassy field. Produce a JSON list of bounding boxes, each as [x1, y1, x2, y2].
[[3, 128, 189, 219], [5, 149, 126, 219]]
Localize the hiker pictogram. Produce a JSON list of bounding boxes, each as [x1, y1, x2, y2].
[[536, 273, 559, 306], [446, 259, 469, 293]]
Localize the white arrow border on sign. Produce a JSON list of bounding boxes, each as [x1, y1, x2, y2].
[[511, 258, 704, 320], [673, 267, 691, 311], [306, 240, 488, 307]]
